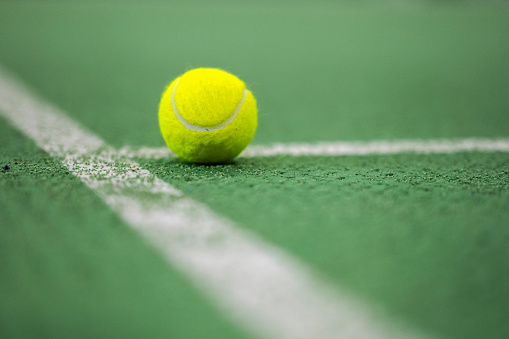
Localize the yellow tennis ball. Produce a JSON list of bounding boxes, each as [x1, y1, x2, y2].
[[158, 68, 257, 164]]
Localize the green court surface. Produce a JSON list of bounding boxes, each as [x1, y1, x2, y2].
[[1, 1, 509, 339]]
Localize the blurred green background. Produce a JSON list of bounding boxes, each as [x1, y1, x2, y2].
[[1, 1, 508, 148]]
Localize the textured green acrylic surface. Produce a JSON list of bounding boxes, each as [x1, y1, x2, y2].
[[138, 152, 509, 339], [0, 126, 250, 339]]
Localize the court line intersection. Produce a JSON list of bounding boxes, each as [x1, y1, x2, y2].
[[3, 65, 505, 339]]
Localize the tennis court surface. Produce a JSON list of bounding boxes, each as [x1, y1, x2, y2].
[[1, 1, 509, 338]]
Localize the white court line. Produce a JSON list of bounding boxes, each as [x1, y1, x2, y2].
[[118, 138, 509, 160], [0, 68, 433, 338]]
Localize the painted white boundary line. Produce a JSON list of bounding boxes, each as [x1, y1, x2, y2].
[[118, 138, 509, 160], [242, 139, 509, 157], [0, 69, 432, 339]]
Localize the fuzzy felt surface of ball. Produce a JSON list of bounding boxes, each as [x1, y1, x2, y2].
[[158, 68, 257, 164]]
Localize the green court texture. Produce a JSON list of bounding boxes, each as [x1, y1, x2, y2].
[[1, 1, 509, 339]]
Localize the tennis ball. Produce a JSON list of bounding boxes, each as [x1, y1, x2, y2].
[[158, 68, 257, 164]]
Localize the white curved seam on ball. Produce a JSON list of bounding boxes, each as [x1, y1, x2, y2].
[[171, 77, 247, 132]]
